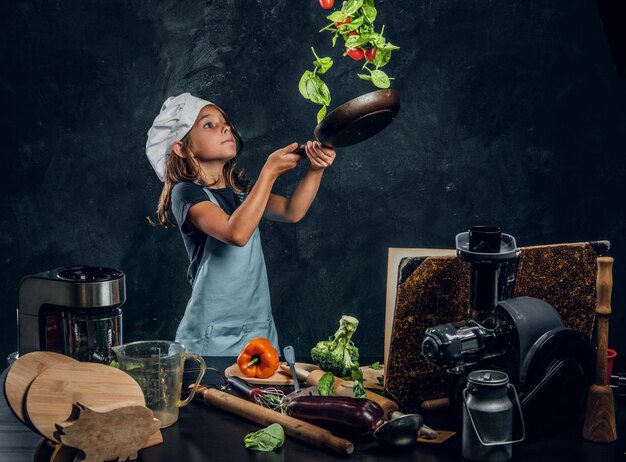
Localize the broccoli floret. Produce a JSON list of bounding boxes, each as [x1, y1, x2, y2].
[[311, 315, 360, 377]]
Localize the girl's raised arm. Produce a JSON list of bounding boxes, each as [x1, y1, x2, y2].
[[188, 142, 301, 246]]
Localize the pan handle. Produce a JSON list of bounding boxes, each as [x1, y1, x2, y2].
[[292, 142, 333, 155]]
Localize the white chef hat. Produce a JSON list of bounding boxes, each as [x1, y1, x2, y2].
[[145, 93, 214, 181]]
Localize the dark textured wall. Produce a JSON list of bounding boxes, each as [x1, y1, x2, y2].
[[1, 0, 625, 361]]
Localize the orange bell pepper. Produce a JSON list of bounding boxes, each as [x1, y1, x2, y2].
[[237, 338, 280, 379]]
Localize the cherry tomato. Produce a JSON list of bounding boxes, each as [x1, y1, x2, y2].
[[335, 16, 351, 27], [349, 31, 358, 37], [364, 47, 377, 61], [347, 47, 364, 60], [320, 0, 334, 9]]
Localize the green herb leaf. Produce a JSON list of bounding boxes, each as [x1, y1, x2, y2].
[[327, 11, 349, 22], [370, 361, 382, 370], [346, 16, 364, 31], [345, 0, 364, 15], [361, 4, 377, 22], [345, 34, 369, 48], [351, 369, 366, 398], [314, 56, 334, 74], [372, 48, 391, 68], [317, 105, 327, 124], [377, 375, 384, 386], [332, 34, 339, 47], [378, 42, 400, 51], [299, 71, 313, 100], [370, 69, 391, 88], [357, 73, 372, 81], [317, 371, 335, 395], [244, 423, 285, 452]]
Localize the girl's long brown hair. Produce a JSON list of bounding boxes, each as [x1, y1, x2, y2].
[[149, 105, 250, 228]]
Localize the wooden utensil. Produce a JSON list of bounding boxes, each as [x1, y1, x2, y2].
[[25, 362, 147, 442], [280, 364, 399, 418], [55, 401, 161, 461], [582, 256, 618, 442], [4, 351, 77, 425], [195, 384, 354, 456]]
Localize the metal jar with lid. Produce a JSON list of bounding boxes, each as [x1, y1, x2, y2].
[[462, 370, 525, 462]]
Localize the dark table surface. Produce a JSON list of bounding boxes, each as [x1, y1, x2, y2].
[[2, 356, 626, 462]]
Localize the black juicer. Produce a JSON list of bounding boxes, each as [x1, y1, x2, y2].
[[421, 227, 595, 437]]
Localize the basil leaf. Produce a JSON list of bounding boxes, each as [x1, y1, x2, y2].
[[317, 105, 327, 124], [332, 33, 339, 47], [357, 73, 372, 81], [361, 4, 377, 22], [370, 33, 385, 48], [378, 42, 400, 51], [345, 35, 369, 48], [370, 69, 390, 88], [299, 71, 313, 99], [345, 0, 364, 15], [314, 56, 334, 74], [373, 48, 391, 68], [244, 423, 285, 452], [370, 361, 382, 370], [306, 78, 324, 105], [308, 76, 331, 106], [346, 16, 364, 30], [360, 24, 374, 36], [317, 371, 335, 395], [327, 11, 349, 22]]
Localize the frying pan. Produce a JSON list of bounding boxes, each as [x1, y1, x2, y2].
[[295, 89, 400, 154]]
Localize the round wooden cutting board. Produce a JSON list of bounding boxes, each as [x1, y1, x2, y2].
[[224, 362, 319, 385], [26, 362, 145, 442], [4, 352, 77, 425]]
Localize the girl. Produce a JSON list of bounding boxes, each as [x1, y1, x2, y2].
[[146, 93, 335, 356]]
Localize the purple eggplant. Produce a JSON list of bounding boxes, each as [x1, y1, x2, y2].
[[287, 396, 385, 439]]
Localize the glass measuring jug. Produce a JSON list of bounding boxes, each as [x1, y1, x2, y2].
[[112, 340, 206, 428]]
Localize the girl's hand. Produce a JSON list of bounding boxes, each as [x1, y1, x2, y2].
[[265, 142, 302, 178], [305, 141, 336, 171]]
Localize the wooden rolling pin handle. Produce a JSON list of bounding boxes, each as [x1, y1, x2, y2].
[[196, 385, 354, 456], [595, 257, 613, 386], [596, 257, 613, 316]]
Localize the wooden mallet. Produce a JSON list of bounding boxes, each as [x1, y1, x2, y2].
[[582, 256, 618, 442]]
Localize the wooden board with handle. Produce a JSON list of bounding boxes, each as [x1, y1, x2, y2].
[[25, 362, 152, 443], [4, 351, 77, 425], [55, 401, 161, 462], [224, 362, 318, 385]]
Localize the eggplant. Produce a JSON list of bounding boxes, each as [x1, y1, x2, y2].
[[287, 396, 385, 439]]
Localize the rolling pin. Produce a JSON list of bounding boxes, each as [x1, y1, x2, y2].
[[195, 384, 354, 455], [582, 256, 618, 442], [280, 364, 399, 419]]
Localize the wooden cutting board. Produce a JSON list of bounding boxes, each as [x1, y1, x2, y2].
[[224, 362, 318, 385], [25, 362, 146, 442], [4, 352, 77, 425]]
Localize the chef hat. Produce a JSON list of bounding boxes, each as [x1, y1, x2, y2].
[[145, 93, 213, 181]]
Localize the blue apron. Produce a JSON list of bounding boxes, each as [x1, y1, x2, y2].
[[175, 188, 280, 356]]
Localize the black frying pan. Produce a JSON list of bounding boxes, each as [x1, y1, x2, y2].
[[295, 89, 400, 154]]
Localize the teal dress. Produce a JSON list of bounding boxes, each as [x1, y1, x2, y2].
[[175, 188, 280, 356]]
